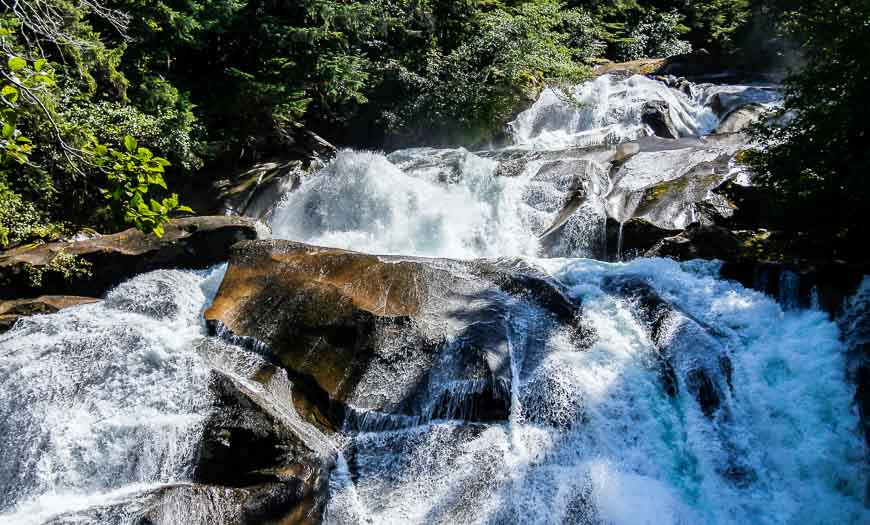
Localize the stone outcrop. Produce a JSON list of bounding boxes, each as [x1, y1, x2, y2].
[[0, 295, 99, 332], [0, 216, 266, 299], [594, 58, 666, 77], [194, 368, 331, 523], [720, 260, 869, 315], [205, 240, 588, 429], [715, 103, 768, 134], [641, 100, 681, 139], [604, 217, 682, 261], [46, 354, 334, 525], [646, 224, 749, 262], [603, 275, 734, 418], [604, 145, 736, 230], [213, 160, 308, 219]]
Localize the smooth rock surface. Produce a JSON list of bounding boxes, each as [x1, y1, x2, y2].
[[205, 240, 588, 429], [714, 103, 768, 134], [0, 295, 99, 332], [0, 216, 266, 299]]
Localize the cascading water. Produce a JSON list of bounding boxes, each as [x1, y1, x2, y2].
[[267, 73, 866, 524], [508, 74, 719, 148], [1, 73, 865, 525], [0, 267, 335, 524], [323, 258, 868, 524], [271, 75, 777, 259], [0, 269, 224, 524]]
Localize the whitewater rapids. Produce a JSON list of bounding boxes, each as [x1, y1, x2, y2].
[[0, 73, 865, 525]]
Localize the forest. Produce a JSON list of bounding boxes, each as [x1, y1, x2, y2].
[[0, 0, 867, 260]]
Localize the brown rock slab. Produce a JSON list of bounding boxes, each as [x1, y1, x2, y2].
[[0, 216, 266, 299], [205, 240, 587, 429], [0, 295, 99, 332]]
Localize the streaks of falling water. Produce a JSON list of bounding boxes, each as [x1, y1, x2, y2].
[[617, 221, 625, 261], [323, 258, 869, 525], [3, 71, 856, 525], [0, 268, 226, 524]]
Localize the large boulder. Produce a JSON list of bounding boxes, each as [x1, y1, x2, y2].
[[204, 240, 588, 429], [604, 146, 736, 230], [602, 275, 733, 417], [41, 338, 333, 525], [0, 216, 266, 299], [604, 217, 682, 261], [0, 295, 99, 332], [594, 58, 666, 77], [535, 158, 611, 257], [646, 224, 749, 262], [714, 103, 769, 134]]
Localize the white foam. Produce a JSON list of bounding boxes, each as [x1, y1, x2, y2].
[[0, 268, 224, 521], [327, 258, 869, 524], [508, 75, 718, 149]]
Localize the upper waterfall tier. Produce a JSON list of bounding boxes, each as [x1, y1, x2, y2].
[[507, 74, 780, 149], [268, 74, 781, 260], [508, 74, 718, 148]]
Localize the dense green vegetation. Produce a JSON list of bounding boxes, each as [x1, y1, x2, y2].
[[747, 0, 870, 260], [0, 0, 866, 262]]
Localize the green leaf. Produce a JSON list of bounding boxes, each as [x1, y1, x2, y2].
[[1, 85, 18, 103], [136, 147, 153, 161], [2, 123, 14, 139], [152, 174, 167, 189], [123, 135, 137, 153], [7, 57, 26, 71], [176, 205, 194, 213], [33, 59, 46, 72]]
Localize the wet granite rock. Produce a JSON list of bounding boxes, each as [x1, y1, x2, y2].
[[204, 240, 588, 428], [602, 275, 733, 418], [0, 295, 99, 332], [715, 103, 769, 134], [0, 216, 266, 299], [641, 100, 681, 139]]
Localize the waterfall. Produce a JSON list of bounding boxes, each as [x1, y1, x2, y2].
[[2, 73, 864, 525], [319, 258, 868, 525], [0, 268, 224, 524], [508, 74, 719, 148]]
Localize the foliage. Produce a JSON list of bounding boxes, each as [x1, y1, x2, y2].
[[0, 4, 192, 244], [615, 8, 691, 60], [25, 250, 93, 288], [746, 0, 870, 259], [0, 34, 60, 247], [4, 0, 854, 259], [574, 1, 756, 59], [88, 136, 191, 237], [384, 0, 602, 142]]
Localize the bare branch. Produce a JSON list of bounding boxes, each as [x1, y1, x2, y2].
[[1, 69, 90, 175], [1, 0, 130, 54]]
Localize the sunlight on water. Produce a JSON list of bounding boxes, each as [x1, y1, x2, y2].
[[1, 72, 862, 525], [324, 258, 868, 525], [0, 268, 225, 524]]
